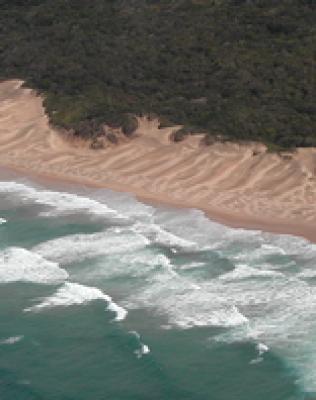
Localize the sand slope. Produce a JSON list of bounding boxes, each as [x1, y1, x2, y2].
[[1, 80, 316, 240]]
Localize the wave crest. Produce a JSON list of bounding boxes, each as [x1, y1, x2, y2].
[[0, 247, 68, 284], [25, 282, 127, 321]]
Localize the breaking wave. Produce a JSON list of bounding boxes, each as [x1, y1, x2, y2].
[[0, 336, 24, 345], [2, 178, 316, 392], [32, 230, 149, 264], [25, 282, 127, 321], [129, 331, 151, 359], [0, 247, 68, 284], [0, 181, 126, 221]]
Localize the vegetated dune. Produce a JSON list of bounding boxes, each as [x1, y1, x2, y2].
[[1, 80, 316, 240]]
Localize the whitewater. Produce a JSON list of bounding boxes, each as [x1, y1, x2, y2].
[[0, 177, 315, 399]]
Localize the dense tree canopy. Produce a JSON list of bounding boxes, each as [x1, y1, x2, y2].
[[1, 0, 315, 148]]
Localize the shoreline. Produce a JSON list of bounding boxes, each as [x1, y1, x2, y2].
[[1, 79, 316, 244], [1, 162, 316, 245]]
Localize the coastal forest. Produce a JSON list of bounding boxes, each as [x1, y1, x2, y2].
[[1, 0, 315, 149]]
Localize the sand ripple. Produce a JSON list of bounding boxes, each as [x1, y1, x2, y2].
[[0, 79, 316, 241]]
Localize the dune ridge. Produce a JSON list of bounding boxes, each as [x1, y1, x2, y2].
[[1, 80, 316, 241]]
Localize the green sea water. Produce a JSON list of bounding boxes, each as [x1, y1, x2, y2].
[[0, 178, 315, 400]]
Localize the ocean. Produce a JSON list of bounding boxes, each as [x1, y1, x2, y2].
[[0, 176, 315, 400]]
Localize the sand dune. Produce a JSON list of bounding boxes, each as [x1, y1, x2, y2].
[[1, 79, 316, 241]]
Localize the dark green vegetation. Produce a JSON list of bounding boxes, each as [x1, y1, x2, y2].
[[1, 0, 315, 148]]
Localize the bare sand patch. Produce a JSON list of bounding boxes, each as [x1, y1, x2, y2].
[[1, 79, 316, 241]]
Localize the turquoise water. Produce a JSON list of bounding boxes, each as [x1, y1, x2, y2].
[[0, 178, 315, 399]]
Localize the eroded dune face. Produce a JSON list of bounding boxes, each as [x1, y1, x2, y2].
[[0, 79, 316, 233]]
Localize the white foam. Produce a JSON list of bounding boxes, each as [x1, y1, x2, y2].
[[122, 229, 316, 392], [208, 272, 316, 392], [70, 248, 174, 284], [297, 269, 316, 279], [173, 303, 248, 329], [179, 262, 206, 270], [0, 217, 6, 225], [263, 233, 316, 260], [135, 343, 150, 358], [33, 231, 149, 264], [0, 335, 24, 345], [3, 180, 316, 391], [249, 357, 263, 365], [233, 244, 288, 266], [132, 222, 197, 250], [121, 252, 171, 270], [0, 181, 126, 221], [92, 189, 154, 221], [260, 244, 286, 255], [25, 282, 127, 321], [127, 270, 248, 329], [129, 331, 151, 358], [0, 247, 68, 284], [219, 264, 283, 281], [107, 301, 128, 322], [107, 252, 173, 278], [152, 208, 262, 250], [257, 342, 269, 355]]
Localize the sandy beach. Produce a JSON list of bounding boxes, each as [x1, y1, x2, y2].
[[1, 79, 316, 242]]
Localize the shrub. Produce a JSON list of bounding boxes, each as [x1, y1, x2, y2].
[[107, 132, 118, 144], [1, 0, 315, 149], [121, 114, 138, 137]]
